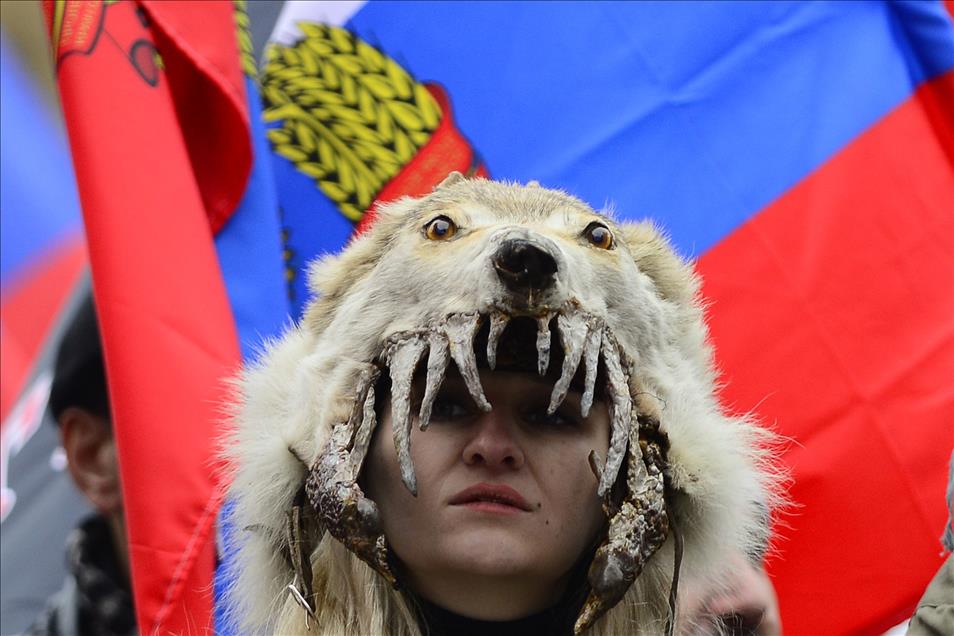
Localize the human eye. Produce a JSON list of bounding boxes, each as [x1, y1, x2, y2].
[[430, 393, 473, 422], [521, 405, 581, 430]]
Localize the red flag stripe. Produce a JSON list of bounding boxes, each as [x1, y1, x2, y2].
[[700, 70, 954, 634], [0, 234, 86, 421]]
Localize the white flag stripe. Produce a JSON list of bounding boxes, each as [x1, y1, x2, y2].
[[271, 0, 369, 46]]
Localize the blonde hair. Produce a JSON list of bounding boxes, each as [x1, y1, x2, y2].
[[272, 535, 674, 635]]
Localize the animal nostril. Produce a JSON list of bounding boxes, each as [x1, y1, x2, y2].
[[493, 240, 558, 292]]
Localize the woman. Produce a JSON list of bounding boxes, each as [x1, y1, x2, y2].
[[361, 324, 612, 635], [225, 176, 778, 635]]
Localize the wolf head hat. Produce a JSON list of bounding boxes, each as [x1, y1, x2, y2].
[[225, 175, 778, 634]]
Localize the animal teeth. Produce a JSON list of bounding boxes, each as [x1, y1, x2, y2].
[[581, 326, 602, 418], [344, 367, 375, 441], [575, 429, 668, 634], [588, 449, 604, 483], [387, 336, 428, 496], [444, 313, 492, 412], [536, 314, 552, 376], [548, 312, 588, 414], [598, 333, 632, 497], [418, 333, 449, 431], [486, 311, 510, 371], [350, 382, 377, 471], [626, 422, 650, 498]]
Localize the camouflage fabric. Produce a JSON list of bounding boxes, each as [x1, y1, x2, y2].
[[906, 556, 954, 636]]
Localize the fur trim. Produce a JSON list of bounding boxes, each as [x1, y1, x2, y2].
[[223, 178, 781, 633]]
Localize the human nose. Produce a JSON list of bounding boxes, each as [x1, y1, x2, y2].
[[461, 411, 525, 470]]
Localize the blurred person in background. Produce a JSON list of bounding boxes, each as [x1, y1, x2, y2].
[[678, 550, 782, 636], [905, 452, 954, 636], [25, 294, 135, 636]]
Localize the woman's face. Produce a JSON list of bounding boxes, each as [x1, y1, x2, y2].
[[363, 369, 610, 618]]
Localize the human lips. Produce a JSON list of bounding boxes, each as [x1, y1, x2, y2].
[[449, 483, 533, 513]]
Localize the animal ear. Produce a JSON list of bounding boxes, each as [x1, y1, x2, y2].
[[434, 171, 466, 190], [303, 236, 378, 335], [303, 198, 416, 334], [616, 221, 700, 307]]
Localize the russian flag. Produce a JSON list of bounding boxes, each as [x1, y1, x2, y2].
[[29, 1, 954, 634], [0, 35, 86, 423], [260, 2, 954, 633]]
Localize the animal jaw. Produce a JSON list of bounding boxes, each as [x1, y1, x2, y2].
[[225, 175, 777, 635], [303, 304, 671, 632]]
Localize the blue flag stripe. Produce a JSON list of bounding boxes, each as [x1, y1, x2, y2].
[[345, 1, 954, 256]]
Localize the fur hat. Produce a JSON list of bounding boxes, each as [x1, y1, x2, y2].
[[225, 176, 779, 634]]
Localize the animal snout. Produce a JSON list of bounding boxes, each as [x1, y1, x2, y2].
[[492, 239, 558, 292]]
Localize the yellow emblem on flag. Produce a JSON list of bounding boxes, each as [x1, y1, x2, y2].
[[261, 24, 443, 222]]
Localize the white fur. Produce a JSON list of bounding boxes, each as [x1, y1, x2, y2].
[[223, 178, 781, 633]]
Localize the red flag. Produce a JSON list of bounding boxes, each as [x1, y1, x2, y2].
[[43, 1, 248, 632], [701, 70, 954, 634]]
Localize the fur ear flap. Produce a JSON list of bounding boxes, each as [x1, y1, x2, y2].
[[435, 171, 466, 190], [617, 221, 701, 307]]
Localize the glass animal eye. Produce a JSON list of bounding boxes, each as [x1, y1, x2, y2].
[[584, 222, 613, 249], [424, 216, 457, 240]]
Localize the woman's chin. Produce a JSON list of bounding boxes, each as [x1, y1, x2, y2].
[[404, 540, 569, 620], [421, 530, 548, 578]]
